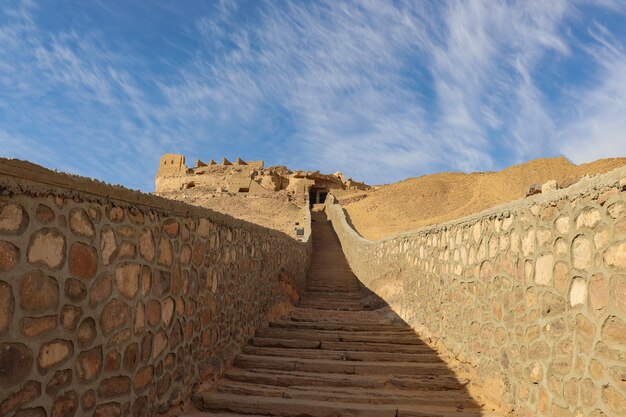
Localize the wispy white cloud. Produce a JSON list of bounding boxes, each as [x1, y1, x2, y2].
[[0, 0, 624, 190], [559, 22, 626, 162]]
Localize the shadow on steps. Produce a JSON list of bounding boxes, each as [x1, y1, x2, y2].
[[185, 212, 507, 417]]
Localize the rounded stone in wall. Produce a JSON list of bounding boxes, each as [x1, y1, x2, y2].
[[163, 219, 179, 238], [13, 406, 47, 417], [100, 225, 118, 266], [123, 343, 139, 373], [19, 270, 59, 313], [100, 299, 131, 335], [133, 365, 153, 392], [69, 242, 98, 279], [93, 401, 121, 417], [602, 384, 626, 414], [601, 316, 626, 349], [75, 345, 102, 383], [35, 204, 55, 224], [0, 202, 28, 234], [64, 278, 87, 302], [20, 315, 57, 338], [81, 389, 96, 411], [131, 396, 149, 417], [77, 317, 97, 348], [605, 241, 626, 271], [115, 263, 141, 299], [1, 380, 41, 416], [0, 240, 19, 272], [0, 342, 33, 388], [26, 228, 66, 270], [69, 208, 95, 238], [569, 277, 588, 307], [51, 389, 78, 417], [60, 304, 82, 331], [139, 229, 154, 262], [588, 273, 609, 313], [45, 368, 72, 396], [103, 349, 121, 373], [146, 300, 161, 327], [98, 375, 131, 399], [89, 272, 112, 307], [0, 281, 14, 334], [38, 339, 73, 372], [572, 235, 592, 270]]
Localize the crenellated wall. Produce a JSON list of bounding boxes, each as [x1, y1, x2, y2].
[[0, 159, 311, 417], [326, 167, 626, 417]]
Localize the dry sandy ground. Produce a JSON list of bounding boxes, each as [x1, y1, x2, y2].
[[157, 189, 305, 237], [340, 157, 626, 240]]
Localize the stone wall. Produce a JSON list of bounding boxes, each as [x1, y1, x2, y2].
[[326, 167, 626, 417], [0, 159, 311, 417]]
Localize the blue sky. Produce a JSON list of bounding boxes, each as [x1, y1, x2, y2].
[[1, 0, 625, 191]]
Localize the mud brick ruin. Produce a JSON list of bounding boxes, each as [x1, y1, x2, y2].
[[155, 153, 368, 206]]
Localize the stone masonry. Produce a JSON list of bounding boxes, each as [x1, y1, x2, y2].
[[0, 159, 311, 417], [326, 166, 626, 417]]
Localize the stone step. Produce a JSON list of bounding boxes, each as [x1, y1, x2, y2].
[[298, 298, 368, 304], [254, 329, 426, 345], [249, 337, 321, 349], [268, 319, 409, 332], [241, 345, 443, 363], [305, 286, 360, 292], [223, 368, 465, 391], [182, 413, 269, 417], [320, 340, 434, 354], [194, 393, 487, 417], [289, 309, 394, 323], [302, 290, 365, 298], [233, 354, 450, 376], [296, 303, 368, 311], [249, 337, 433, 354], [299, 297, 366, 304], [216, 381, 479, 407], [216, 380, 479, 408], [306, 284, 358, 294]]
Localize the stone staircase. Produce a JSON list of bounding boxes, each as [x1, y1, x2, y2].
[[188, 212, 504, 417]]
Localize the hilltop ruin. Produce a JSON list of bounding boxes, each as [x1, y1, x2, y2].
[[155, 153, 369, 207]]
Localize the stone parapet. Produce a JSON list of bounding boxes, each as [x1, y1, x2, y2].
[[325, 166, 626, 417], [0, 158, 311, 416]]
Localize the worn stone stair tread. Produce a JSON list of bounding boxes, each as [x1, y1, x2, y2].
[[302, 291, 365, 298], [223, 368, 465, 391], [249, 337, 322, 349], [268, 320, 408, 332], [234, 354, 449, 375], [182, 413, 269, 417], [195, 393, 488, 417], [216, 381, 479, 406], [254, 329, 426, 345], [256, 327, 419, 339], [282, 312, 396, 327], [241, 345, 442, 363], [319, 340, 434, 354], [295, 304, 369, 311], [223, 368, 390, 389], [289, 308, 393, 321]]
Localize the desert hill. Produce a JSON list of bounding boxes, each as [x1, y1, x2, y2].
[[339, 156, 626, 240]]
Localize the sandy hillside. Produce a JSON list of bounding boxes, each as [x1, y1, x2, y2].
[[158, 189, 305, 237], [340, 157, 626, 240]]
